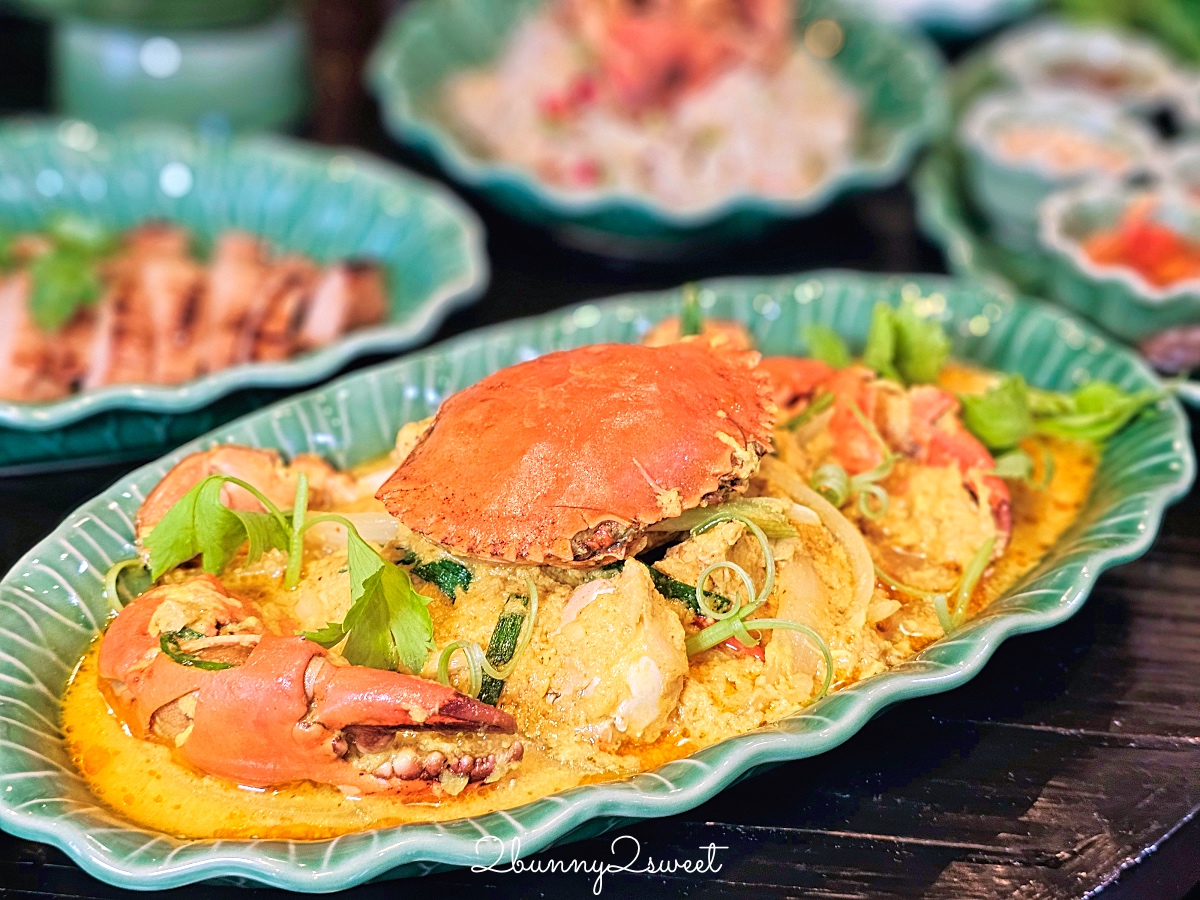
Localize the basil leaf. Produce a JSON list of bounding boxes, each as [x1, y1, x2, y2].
[[960, 375, 1035, 451], [801, 323, 851, 368]]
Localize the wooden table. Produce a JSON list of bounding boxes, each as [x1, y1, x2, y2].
[[0, 9, 1197, 897]]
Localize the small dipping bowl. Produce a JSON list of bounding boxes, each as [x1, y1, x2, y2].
[[1039, 182, 1200, 347], [991, 19, 1181, 114], [959, 91, 1157, 250]]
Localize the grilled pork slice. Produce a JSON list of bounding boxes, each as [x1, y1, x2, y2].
[[242, 257, 320, 362], [141, 255, 205, 384], [203, 232, 269, 371], [296, 261, 388, 351], [0, 272, 73, 401]]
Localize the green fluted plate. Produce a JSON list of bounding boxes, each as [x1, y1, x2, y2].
[[0, 118, 487, 471], [0, 272, 1191, 891], [367, 0, 946, 257]]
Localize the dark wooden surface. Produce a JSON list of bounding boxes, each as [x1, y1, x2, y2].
[[0, 8, 1198, 898]]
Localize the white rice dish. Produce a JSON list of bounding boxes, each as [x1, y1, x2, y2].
[[445, 15, 861, 213]]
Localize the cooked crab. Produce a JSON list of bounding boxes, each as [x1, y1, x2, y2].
[[376, 341, 776, 566], [99, 575, 517, 795]]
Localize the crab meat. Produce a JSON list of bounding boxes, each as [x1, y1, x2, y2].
[[641, 316, 754, 350], [136, 445, 360, 539], [542, 560, 688, 748], [98, 575, 515, 794], [764, 357, 1012, 554], [377, 341, 776, 567]]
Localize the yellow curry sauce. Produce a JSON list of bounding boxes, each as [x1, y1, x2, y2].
[[61, 367, 1100, 841]]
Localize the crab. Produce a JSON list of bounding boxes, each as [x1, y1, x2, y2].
[[376, 341, 776, 567], [98, 575, 519, 795], [762, 356, 1013, 553]]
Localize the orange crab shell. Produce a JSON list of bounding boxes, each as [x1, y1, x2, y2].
[[376, 342, 777, 567]]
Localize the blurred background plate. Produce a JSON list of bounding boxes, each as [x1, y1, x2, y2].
[[367, 0, 948, 259], [860, 0, 1038, 38], [0, 118, 488, 470], [0, 271, 1190, 891]]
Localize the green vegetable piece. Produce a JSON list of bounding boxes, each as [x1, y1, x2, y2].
[[960, 375, 1035, 451], [861, 300, 950, 385], [1035, 382, 1161, 444], [159, 627, 235, 671], [305, 529, 434, 675], [892, 302, 951, 384], [680, 283, 703, 337], [143, 475, 290, 580], [648, 566, 730, 614], [801, 323, 851, 368], [477, 594, 530, 706], [990, 448, 1035, 483], [28, 246, 104, 332], [784, 390, 834, 431], [412, 558, 473, 601], [861, 302, 900, 382]]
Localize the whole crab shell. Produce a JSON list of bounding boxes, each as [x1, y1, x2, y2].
[[376, 342, 776, 567]]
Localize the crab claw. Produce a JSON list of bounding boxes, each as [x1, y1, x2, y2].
[[98, 578, 515, 794]]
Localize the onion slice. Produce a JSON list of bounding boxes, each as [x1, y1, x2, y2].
[[759, 457, 875, 632]]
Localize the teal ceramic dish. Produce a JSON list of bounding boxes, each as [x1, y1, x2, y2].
[[52, 13, 307, 133], [1040, 183, 1200, 341], [0, 272, 1191, 891], [366, 0, 947, 256], [958, 90, 1157, 249], [991, 19, 1182, 114], [859, 0, 1036, 38], [0, 119, 487, 470]]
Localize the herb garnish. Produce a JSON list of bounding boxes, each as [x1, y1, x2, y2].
[[961, 374, 1162, 451], [142, 470, 436, 675]]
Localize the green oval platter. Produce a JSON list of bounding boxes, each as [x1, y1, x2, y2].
[[0, 271, 1191, 890], [0, 118, 488, 471], [367, 0, 947, 256]]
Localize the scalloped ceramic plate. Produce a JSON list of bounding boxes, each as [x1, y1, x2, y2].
[[0, 272, 1191, 890], [366, 0, 946, 256], [0, 119, 487, 466]]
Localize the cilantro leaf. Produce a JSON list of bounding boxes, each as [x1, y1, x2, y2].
[[305, 528, 434, 675], [1034, 382, 1161, 443], [802, 323, 851, 368], [28, 246, 104, 331], [143, 475, 290, 579]]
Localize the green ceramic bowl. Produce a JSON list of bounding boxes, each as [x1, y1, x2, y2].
[[1039, 183, 1200, 340], [958, 90, 1157, 249], [0, 118, 487, 471], [366, 0, 947, 257], [990, 19, 1182, 114], [0, 272, 1191, 890], [52, 13, 307, 133]]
